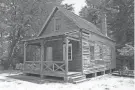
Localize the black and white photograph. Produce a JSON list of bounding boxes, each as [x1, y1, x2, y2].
[[0, 0, 134, 90]]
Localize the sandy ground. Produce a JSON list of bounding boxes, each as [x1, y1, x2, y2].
[[0, 70, 134, 90]]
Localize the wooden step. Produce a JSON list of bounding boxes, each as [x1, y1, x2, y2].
[[68, 72, 82, 77], [73, 78, 87, 84], [112, 72, 119, 75], [68, 73, 86, 83], [70, 75, 86, 82]]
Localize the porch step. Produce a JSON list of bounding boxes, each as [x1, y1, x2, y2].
[[68, 72, 82, 77], [68, 73, 86, 84], [112, 71, 119, 75], [72, 78, 87, 84], [71, 75, 86, 81]]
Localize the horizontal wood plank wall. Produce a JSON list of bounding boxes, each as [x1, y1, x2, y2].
[[41, 10, 80, 36], [81, 30, 116, 74], [82, 32, 91, 72], [44, 38, 63, 61], [68, 40, 81, 72]]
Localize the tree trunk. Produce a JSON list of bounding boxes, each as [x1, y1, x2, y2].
[[7, 39, 19, 69]]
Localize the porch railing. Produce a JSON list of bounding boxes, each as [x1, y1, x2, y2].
[[24, 61, 41, 72], [43, 61, 66, 73]]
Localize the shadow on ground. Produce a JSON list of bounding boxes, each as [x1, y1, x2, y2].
[[0, 70, 21, 74], [6, 74, 66, 84]]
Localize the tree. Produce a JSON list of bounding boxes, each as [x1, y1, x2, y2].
[[80, 0, 134, 70], [110, 0, 134, 70], [117, 44, 134, 70], [0, 0, 65, 69], [61, 3, 74, 11], [80, 0, 133, 45], [80, 0, 116, 27], [0, 0, 52, 69], [108, 0, 134, 45]]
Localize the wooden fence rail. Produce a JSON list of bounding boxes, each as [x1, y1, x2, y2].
[[43, 61, 66, 73]]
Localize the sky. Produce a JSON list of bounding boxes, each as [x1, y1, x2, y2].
[[62, 0, 86, 15]]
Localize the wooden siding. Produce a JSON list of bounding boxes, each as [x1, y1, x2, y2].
[[81, 30, 116, 74], [44, 38, 63, 61], [23, 4, 116, 78], [41, 14, 55, 36], [68, 40, 82, 72], [40, 10, 79, 37], [82, 32, 91, 70]]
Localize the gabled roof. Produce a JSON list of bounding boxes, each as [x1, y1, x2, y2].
[[38, 5, 104, 37], [57, 6, 104, 36], [36, 5, 115, 42]]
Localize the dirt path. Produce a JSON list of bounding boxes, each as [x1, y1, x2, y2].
[[0, 70, 134, 90]]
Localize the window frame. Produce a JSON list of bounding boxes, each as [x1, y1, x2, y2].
[[89, 45, 95, 60], [54, 17, 61, 32], [68, 44, 72, 61], [63, 44, 73, 61], [94, 42, 103, 60]]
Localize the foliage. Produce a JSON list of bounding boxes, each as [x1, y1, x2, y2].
[[0, 0, 53, 69], [108, 0, 134, 44], [117, 44, 134, 57], [0, 0, 71, 69], [109, 0, 134, 70], [79, 0, 134, 70], [79, 0, 117, 29], [61, 3, 74, 12]]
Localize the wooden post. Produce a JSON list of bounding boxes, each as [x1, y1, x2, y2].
[[79, 30, 83, 74], [23, 42, 27, 74], [95, 72, 97, 77], [109, 69, 112, 74], [64, 37, 69, 82], [40, 40, 44, 78], [103, 70, 105, 75]]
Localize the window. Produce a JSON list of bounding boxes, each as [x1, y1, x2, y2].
[[94, 43, 103, 60], [102, 45, 112, 61], [63, 44, 72, 61], [46, 47, 53, 61], [99, 46, 103, 59], [68, 44, 72, 61], [90, 45, 94, 60], [54, 17, 61, 31]]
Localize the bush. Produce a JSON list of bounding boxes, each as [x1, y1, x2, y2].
[[0, 60, 4, 70], [117, 44, 134, 70], [0, 58, 10, 70]]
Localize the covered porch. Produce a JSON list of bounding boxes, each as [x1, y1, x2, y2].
[[23, 32, 82, 81]]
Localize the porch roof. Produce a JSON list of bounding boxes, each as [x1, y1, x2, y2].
[[22, 32, 65, 41]]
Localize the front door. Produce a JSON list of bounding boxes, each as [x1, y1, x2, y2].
[[63, 43, 73, 71], [46, 47, 53, 66], [63, 40, 81, 72], [63, 44, 72, 61]]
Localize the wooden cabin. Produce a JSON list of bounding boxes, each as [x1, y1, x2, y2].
[[22, 4, 116, 83]]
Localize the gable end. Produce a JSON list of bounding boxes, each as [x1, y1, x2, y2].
[[38, 7, 58, 37]]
